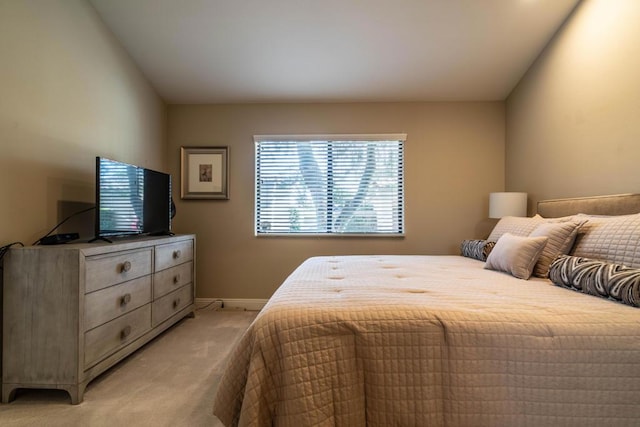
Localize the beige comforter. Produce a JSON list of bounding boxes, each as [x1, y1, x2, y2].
[[213, 255, 640, 427]]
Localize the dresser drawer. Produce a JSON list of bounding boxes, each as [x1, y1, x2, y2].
[[155, 240, 193, 272], [153, 261, 193, 299], [152, 284, 193, 327], [84, 305, 151, 369], [85, 249, 152, 293], [85, 276, 152, 331]]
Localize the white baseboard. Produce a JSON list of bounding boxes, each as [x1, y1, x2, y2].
[[195, 298, 267, 311]]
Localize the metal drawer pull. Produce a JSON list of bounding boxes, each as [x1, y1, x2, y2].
[[173, 250, 181, 259], [173, 274, 181, 284], [120, 326, 132, 340], [173, 298, 181, 309], [120, 293, 132, 306], [120, 261, 132, 273]]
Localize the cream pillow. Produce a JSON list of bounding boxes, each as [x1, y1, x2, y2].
[[571, 213, 640, 268], [484, 233, 549, 280], [529, 219, 586, 278], [487, 215, 545, 242]]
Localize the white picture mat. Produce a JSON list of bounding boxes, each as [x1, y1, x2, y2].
[[188, 153, 223, 193]]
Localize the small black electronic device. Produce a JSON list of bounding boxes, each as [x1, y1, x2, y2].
[[39, 233, 80, 245]]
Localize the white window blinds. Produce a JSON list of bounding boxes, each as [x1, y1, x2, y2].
[[255, 134, 405, 236]]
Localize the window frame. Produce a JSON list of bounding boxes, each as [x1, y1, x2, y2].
[[254, 134, 406, 237]]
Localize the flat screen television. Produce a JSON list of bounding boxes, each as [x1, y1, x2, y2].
[[95, 157, 172, 240]]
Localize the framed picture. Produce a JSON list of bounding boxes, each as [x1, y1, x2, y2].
[[180, 146, 229, 199]]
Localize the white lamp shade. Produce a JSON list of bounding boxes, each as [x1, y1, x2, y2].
[[489, 192, 528, 218]]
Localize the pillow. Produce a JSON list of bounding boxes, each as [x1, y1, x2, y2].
[[460, 239, 495, 261], [487, 215, 545, 242], [484, 233, 549, 280], [529, 219, 587, 278], [570, 213, 640, 268], [549, 255, 640, 308]]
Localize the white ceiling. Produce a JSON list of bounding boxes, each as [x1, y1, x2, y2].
[[89, 0, 580, 104]]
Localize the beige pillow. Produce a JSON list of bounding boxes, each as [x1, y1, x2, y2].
[[529, 219, 587, 278], [571, 213, 640, 268], [484, 233, 549, 279], [487, 215, 545, 242]]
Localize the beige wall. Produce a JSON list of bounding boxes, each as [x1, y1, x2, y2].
[[168, 102, 505, 299], [0, 1, 511, 302], [0, 0, 165, 245], [506, 0, 640, 209]]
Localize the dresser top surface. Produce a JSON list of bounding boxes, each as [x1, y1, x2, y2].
[[13, 234, 195, 256]]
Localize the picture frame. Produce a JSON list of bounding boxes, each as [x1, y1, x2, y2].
[[180, 146, 229, 199]]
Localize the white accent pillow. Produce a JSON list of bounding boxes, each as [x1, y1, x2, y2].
[[484, 233, 549, 280]]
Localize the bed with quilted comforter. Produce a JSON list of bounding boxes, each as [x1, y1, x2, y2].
[[213, 194, 640, 427]]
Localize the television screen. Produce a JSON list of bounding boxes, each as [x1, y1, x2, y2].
[[143, 168, 172, 235], [95, 157, 171, 239]]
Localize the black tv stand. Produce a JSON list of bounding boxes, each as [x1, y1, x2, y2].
[[148, 231, 174, 237], [88, 236, 112, 243]]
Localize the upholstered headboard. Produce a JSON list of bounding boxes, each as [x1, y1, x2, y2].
[[537, 193, 640, 218]]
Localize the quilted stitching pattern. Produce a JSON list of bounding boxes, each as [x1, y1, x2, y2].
[[571, 214, 640, 268], [213, 256, 640, 427], [487, 215, 544, 242]]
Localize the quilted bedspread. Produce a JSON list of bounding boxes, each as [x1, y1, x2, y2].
[[213, 255, 640, 427]]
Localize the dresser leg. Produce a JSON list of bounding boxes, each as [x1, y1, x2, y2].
[[66, 384, 86, 404], [1, 385, 17, 403], [0, 384, 85, 405]]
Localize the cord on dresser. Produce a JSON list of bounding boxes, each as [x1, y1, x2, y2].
[[32, 206, 95, 245], [0, 241, 25, 270]]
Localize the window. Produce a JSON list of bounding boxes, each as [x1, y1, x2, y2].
[[255, 134, 405, 236]]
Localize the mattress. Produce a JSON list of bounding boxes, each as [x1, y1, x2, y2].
[[213, 255, 640, 427]]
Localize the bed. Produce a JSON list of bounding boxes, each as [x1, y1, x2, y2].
[[213, 194, 640, 427]]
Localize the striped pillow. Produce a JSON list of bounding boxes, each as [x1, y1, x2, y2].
[[460, 239, 495, 261], [549, 255, 640, 308]]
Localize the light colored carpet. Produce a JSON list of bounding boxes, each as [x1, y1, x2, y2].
[[0, 308, 257, 427]]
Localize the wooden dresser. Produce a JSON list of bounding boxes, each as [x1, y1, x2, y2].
[[1, 234, 195, 404]]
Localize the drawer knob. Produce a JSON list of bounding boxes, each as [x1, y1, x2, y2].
[[120, 326, 132, 340], [173, 274, 181, 284], [120, 261, 132, 273], [173, 250, 181, 259], [120, 293, 132, 306], [173, 298, 181, 310]]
